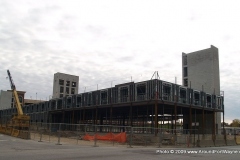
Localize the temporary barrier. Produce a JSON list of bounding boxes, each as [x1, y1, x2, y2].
[[83, 132, 126, 143]]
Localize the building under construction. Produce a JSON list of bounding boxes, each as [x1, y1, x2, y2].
[[0, 45, 224, 135], [0, 77, 224, 134]]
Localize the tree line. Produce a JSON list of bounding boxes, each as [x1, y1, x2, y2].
[[222, 119, 240, 127]]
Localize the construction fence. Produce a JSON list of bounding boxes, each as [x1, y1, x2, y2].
[[29, 122, 203, 147]]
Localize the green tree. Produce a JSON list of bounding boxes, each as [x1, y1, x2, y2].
[[230, 119, 240, 127]]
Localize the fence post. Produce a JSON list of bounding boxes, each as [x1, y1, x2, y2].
[[129, 127, 133, 148], [77, 124, 80, 144], [38, 127, 43, 142], [197, 129, 200, 147], [112, 126, 115, 146], [93, 125, 98, 147], [35, 123, 38, 140], [193, 129, 196, 147], [28, 122, 31, 140], [234, 129, 236, 142], [158, 128, 162, 148], [49, 123, 51, 142], [187, 131, 190, 147], [56, 123, 62, 145]]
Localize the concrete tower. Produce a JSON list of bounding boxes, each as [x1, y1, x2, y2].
[[182, 45, 221, 132], [182, 45, 220, 94], [52, 72, 79, 99]]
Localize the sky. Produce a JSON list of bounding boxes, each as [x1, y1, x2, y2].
[[0, 0, 239, 123]]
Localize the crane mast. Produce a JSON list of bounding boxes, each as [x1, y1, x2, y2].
[[7, 70, 23, 115]]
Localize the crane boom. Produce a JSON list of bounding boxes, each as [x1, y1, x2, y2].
[[7, 70, 23, 115], [7, 70, 16, 90]]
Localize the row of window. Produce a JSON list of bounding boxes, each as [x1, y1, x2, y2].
[[59, 79, 77, 87], [1, 80, 224, 117], [59, 87, 75, 94]]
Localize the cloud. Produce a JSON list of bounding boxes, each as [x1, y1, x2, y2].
[[117, 56, 134, 62], [0, 0, 240, 122]]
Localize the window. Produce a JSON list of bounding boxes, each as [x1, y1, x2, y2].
[[137, 84, 146, 96], [179, 88, 187, 103], [206, 94, 212, 108], [163, 83, 171, 95], [59, 79, 64, 85], [194, 91, 200, 105], [183, 56, 187, 65], [66, 87, 69, 94], [184, 79, 188, 87], [136, 83, 146, 101], [77, 95, 82, 104], [67, 97, 71, 104], [72, 82, 76, 87], [66, 81, 70, 86], [60, 86, 64, 93], [60, 94, 63, 98], [120, 87, 128, 97], [71, 88, 75, 94], [184, 67, 188, 77], [19, 96, 23, 103], [120, 87, 128, 102], [101, 90, 107, 99], [87, 93, 92, 106], [101, 90, 108, 104]]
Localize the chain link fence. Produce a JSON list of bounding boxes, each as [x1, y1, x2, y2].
[[30, 122, 132, 147], [30, 122, 204, 148], [128, 127, 198, 147]]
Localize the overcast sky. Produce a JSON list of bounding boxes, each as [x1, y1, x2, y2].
[[0, 0, 239, 123]]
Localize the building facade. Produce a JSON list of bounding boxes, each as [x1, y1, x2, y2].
[[0, 90, 12, 110], [182, 45, 220, 94], [52, 72, 79, 99], [182, 45, 221, 132], [0, 90, 25, 110]]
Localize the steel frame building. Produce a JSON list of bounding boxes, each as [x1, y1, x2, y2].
[[0, 78, 224, 135]]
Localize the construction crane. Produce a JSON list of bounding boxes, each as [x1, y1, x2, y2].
[[5, 70, 30, 139], [7, 70, 26, 116]]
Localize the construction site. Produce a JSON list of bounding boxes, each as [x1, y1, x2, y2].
[[1, 45, 239, 147]]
